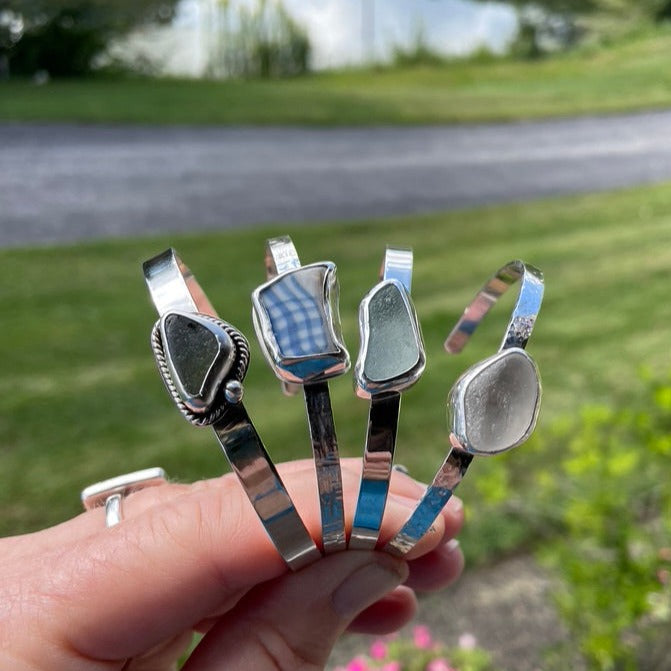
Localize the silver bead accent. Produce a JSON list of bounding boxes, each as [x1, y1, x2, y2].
[[224, 379, 244, 404]]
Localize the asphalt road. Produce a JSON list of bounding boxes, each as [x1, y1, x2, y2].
[[3, 110, 671, 247]]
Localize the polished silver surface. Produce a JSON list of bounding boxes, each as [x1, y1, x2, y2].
[[386, 444, 474, 557], [105, 493, 122, 527], [212, 403, 321, 570], [445, 260, 544, 354], [252, 262, 349, 386], [385, 260, 543, 556], [303, 381, 347, 553], [252, 235, 348, 554], [265, 235, 302, 278], [144, 248, 320, 570], [81, 467, 167, 528], [350, 247, 425, 550], [380, 246, 414, 292], [349, 392, 402, 550]]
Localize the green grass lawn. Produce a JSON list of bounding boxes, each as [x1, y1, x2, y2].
[[3, 27, 671, 125], [2, 182, 671, 564]]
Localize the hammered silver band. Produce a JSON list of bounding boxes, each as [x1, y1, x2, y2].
[[385, 260, 544, 556], [143, 249, 321, 571], [81, 467, 167, 527]]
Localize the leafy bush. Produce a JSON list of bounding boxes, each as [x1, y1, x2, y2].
[[533, 371, 671, 669], [391, 26, 447, 68], [2, 0, 178, 77], [455, 368, 671, 669]]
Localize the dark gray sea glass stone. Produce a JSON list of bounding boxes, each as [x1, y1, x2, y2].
[[462, 350, 539, 454], [363, 282, 420, 383], [161, 312, 235, 412]]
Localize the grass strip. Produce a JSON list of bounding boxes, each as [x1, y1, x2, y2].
[[3, 27, 671, 125]]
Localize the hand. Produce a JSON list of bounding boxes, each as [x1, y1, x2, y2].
[[1, 458, 464, 670]]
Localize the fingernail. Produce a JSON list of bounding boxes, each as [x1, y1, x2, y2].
[[445, 538, 460, 553], [332, 554, 408, 619], [448, 497, 463, 515]]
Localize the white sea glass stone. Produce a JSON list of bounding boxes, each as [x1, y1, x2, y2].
[[450, 348, 540, 455]]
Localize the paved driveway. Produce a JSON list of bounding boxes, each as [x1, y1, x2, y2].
[[2, 110, 671, 246]]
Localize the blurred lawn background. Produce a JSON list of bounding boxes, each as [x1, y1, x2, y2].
[[5, 2, 671, 666], [1, 181, 669, 563], [4, 26, 671, 125]]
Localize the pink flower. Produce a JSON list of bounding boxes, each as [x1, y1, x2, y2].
[[413, 625, 433, 649], [369, 639, 388, 660], [381, 663, 401, 671], [458, 632, 477, 650], [426, 659, 456, 671], [346, 657, 370, 671]]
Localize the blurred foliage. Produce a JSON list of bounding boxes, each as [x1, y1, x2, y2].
[[486, 0, 671, 59], [390, 25, 449, 68], [210, 0, 310, 79], [472, 370, 671, 670], [537, 374, 671, 670], [0, 0, 178, 76], [508, 6, 583, 58], [473, 0, 670, 20]]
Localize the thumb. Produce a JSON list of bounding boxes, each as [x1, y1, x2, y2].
[[184, 551, 408, 671]]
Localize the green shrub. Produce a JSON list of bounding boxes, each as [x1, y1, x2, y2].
[[534, 372, 671, 669], [2, 0, 178, 77]]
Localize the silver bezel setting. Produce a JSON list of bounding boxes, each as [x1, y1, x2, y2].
[[158, 311, 237, 414], [448, 348, 541, 456], [251, 261, 350, 385], [151, 312, 250, 427], [354, 278, 426, 399]]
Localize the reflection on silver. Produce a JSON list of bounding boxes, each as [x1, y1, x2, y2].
[[385, 260, 544, 556], [81, 467, 167, 528], [252, 236, 348, 554], [350, 247, 425, 550], [143, 249, 320, 571], [445, 260, 543, 354], [253, 266, 349, 386]]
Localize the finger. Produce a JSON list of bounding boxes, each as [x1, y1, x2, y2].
[[183, 551, 408, 671], [343, 538, 465, 635], [16, 452, 459, 662], [40, 464, 445, 660], [23, 458, 455, 555], [126, 630, 195, 671], [404, 538, 464, 592], [346, 586, 418, 635], [192, 536, 464, 641]]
